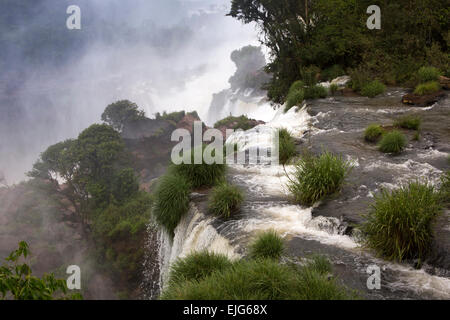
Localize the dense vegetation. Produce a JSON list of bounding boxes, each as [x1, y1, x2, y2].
[[214, 115, 258, 131], [249, 230, 284, 260], [278, 128, 297, 165], [378, 131, 407, 154], [101, 100, 146, 132], [362, 182, 443, 262], [208, 184, 244, 219], [364, 124, 384, 143], [287, 151, 351, 206], [229, 0, 449, 103]]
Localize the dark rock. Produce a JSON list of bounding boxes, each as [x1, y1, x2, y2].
[[402, 91, 446, 107]]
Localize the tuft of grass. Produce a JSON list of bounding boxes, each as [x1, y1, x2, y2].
[[285, 82, 305, 112], [214, 115, 257, 131], [441, 171, 450, 205], [249, 230, 284, 260], [152, 174, 192, 235], [304, 255, 333, 276], [208, 184, 244, 219], [329, 83, 339, 95], [161, 258, 355, 300], [378, 130, 407, 154], [413, 81, 440, 96], [362, 182, 443, 262], [417, 66, 440, 83], [168, 251, 233, 286], [287, 151, 351, 206], [413, 132, 420, 141], [322, 65, 345, 82], [394, 115, 422, 131], [170, 145, 226, 188], [278, 128, 297, 165], [304, 85, 328, 100], [364, 124, 384, 143], [361, 80, 386, 98]]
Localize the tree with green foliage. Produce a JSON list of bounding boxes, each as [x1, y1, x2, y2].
[[101, 100, 146, 132], [0, 242, 82, 300]]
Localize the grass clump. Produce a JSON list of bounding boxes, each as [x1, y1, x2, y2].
[[322, 65, 345, 82], [441, 171, 450, 205], [360, 80, 386, 98], [285, 81, 305, 112], [287, 151, 351, 206], [170, 145, 226, 188], [364, 124, 384, 143], [329, 83, 339, 95], [152, 174, 191, 235], [161, 258, 354, 300], [378, 130, 407, 154], [394, 115, 422, 131], [208, 184, 244, 219], [214, 115, 257, 131], [168, 251, 233, 286], [413, 81, 440, 95], [278, 128, 297, 165], [417, 66, 440, 83], [249, 230, 284, 260], [304, 85, 328, 100], [362, 182, 443, 262]]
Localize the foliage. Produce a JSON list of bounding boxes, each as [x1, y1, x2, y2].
[[362, 182, 443, 261], [394, 115, 422, 131], [155, 111, 187, 123], [304, 85, 328, 100], [441, 171, 450, 205], [249, 230, 284, 260], [168, 251, 233, 286], [321, 65, 345, 82], [329, 84, 339, 95], [278, 128, 297, 165], [364, 124, 384, 143], [417, 66, 441, 83], [0, 242, 80, 300], [208, 184, 244, 219], [285, 84, 305, 112], [229, 0, 449, 103], [101, 100, 145, 132], [214, 115, 257, 131], [152, 174, 192, 235], [414, 81, 441, 96], [360, 80, 386, 98], [378, 131, 407, 154], [170, 145, 227, 189], [161, 258, 354, 300], [287, 151, 351, 206]]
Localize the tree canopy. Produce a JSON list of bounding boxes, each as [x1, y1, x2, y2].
[[101, 100, 146, 132]]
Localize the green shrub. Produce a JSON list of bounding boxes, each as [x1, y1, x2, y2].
[[249, 230, 284, 260], [171, 145, 226, 188], [322, 65, 345, 81], [285, 88, 305, 112], [208, 184, 244, 219], [287, 151, 351, 206], [214, 115, 257, 131], [289, 80, 305, 94], [329, 84, 339, 95], [304, 85, 328, 100], [394, 115, 422, 131], [441, 171, 450, 205], [168, 251, 233, 286], [161, 258, 354, 300], [378, 131, 407, 154], [300, 66, 320, 86], [361, 80, 386, 98], [304, 255, 333, 276], [413, 132, 420, 141], [364, 124, 384, 143], [349, 68, 371, 92], [362, 182, 443, 261], [417, 66, 440, 83], [414, 81, 440, 95], [278, 128, 297, 165], [152, 174, 192, 235]]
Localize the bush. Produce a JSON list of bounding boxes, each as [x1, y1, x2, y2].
[[362, 182, 443, 261], [304, 85, 328, 100], [394, 115, 422, 131], [378, 131, 407, 154], [414, 81, 440, 95], [171, 145, 226, 188], [349, 68, 371, 92], [161, 258, 354, 300], [322, 65, 345, 81], [249, 230, 284, 260], [361, 80, 386, 98], [152, 174, 192, 235], [278, 128, 297, 165], [417, 66, 440, 83], [208, 184, 244, 219], [214, 115, 257, 131], [304, 255, 333, 276], [287, 151, 351, 206], [168, 251, 233, 286], [329, 84, 339, 95], [285, 84, 305, 112], [364, 124, 384, 143]]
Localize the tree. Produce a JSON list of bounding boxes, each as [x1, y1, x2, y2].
[[101, 100, 146, 132], [0, 242, 81, 300]]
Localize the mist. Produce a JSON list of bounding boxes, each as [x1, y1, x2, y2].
[[0, 0, 259, 183]]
